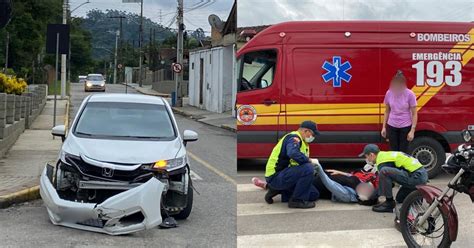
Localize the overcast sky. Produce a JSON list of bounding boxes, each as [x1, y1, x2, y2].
[[70, 0, 234, 32], [238, 0, 474, 27]]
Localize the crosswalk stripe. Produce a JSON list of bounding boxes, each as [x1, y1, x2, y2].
[[237, 228, 405, 248], [238, 200, 370, 216], [237, 184, 263, 192]]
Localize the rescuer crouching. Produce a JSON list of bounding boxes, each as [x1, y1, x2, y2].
[[264, 121, 320, 209]]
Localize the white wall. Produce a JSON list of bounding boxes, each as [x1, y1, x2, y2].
[[188, 46, 235, 113]]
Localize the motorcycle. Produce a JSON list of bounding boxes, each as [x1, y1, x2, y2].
[[399, 129, 474, 247]]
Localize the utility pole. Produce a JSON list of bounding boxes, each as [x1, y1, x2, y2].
[[138, 0, 144, 87], [3, 31, 8, 72], [175, 0, 184, 107], [61, 0, 69, 98], [113, 30, 119, 84], [109, 15, 125, 83]]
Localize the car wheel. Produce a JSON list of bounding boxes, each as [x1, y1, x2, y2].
[[172, 176, 193, 220], [408, 136, 445, 179]]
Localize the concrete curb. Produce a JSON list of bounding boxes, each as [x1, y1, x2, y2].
[[122, 83, 170, 97], [0, 186, 40, 208], [220, 124, 237, 133], [0, 97, 70, 209], [172, 107, 237, 132]]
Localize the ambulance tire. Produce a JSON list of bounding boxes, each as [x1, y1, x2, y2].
[[408, 137, 445, 179]]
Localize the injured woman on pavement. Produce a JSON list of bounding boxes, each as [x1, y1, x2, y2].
[[312, 162, 379, 206], [252, 161, 380, 206]]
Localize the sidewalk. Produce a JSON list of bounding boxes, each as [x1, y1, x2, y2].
[[0, 99, 67, 208], [126, 83, 236, 132]]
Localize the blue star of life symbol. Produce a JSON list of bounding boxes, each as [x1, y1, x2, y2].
[[322, 56, 352, 87]]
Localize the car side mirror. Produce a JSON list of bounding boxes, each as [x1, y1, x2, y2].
[[183, 130, 198, 146], [461, 129, 472, 142], [52, 125, 66, 142]]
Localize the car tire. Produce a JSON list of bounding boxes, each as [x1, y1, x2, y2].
[[173, 176, 193, 220], [408, 136, 445, 179]]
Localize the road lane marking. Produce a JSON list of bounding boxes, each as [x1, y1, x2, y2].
[[237, 228, 405, 247], [189, 170, 203, 181], [187, 151, 237, 185], [237, 184, 263, 192], [237, 201, 370, 216]]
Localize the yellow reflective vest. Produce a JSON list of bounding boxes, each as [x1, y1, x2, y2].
[[265, 131, 309, 177], [376, 151, 423, 173]]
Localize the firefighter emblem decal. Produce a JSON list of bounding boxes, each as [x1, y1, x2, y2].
[[322, 56, 352, 87], [237, 105, 257, 125]]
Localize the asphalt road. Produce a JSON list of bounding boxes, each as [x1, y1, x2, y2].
[[0, 83, 236, 247], [237, 160, 474, 247]]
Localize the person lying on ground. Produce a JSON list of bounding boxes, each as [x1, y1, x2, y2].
[[312, 160, 379, 205]]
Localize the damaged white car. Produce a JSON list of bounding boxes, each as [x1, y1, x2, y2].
[[40, 94, 198, 235]]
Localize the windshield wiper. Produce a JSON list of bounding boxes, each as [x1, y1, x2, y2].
[[75, 131, 93, 136], [120, 135, 164, 139]]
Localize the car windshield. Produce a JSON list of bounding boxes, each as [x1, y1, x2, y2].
[[74, 102, 176, 140], [87, 75, 103, 81]]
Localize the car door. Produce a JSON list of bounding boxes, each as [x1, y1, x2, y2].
[[236, 48, 283, 158]]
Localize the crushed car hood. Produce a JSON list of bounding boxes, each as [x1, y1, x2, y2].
[[63, 135, 182, 164]]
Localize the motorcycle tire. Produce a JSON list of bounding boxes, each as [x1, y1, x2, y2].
[[399, 190, 452, 248]]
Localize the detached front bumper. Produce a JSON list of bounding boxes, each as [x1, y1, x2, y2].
[[39, 165, 164, 235]]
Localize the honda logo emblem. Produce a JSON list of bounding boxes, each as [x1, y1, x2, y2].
[[102, 167, 114, 177]]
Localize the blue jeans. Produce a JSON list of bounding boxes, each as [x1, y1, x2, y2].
[[378, 166, 428, 202], [314, 165, 358, 203], [266, 163, 319, 202]]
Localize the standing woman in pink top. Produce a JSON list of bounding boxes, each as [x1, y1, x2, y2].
[[381, 70, 418, 153]]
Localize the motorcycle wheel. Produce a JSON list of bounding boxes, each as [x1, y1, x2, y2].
[[399, 190, 452, 248]]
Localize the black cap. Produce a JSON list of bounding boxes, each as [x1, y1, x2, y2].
[[358, 144, 380, 157], [300, 121, 320, 135]]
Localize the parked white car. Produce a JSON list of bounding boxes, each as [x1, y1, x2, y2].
[[40, 94, 198, 235]]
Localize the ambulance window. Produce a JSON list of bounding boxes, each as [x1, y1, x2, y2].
[[238, 50, 277, 92]]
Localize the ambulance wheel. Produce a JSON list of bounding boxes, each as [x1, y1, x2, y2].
[[173, 177, 193, 220], [408, 137, 445, 179]]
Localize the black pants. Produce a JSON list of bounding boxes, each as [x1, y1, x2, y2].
[[387, 125, 411, 153]]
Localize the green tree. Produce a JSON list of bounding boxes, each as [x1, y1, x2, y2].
[[69, 17, 94, 79], [0, 0, 62, 81]]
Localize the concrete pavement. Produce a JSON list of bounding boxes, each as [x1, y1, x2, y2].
[[0, 98, 67, 208], [125, 83, 236, 132]]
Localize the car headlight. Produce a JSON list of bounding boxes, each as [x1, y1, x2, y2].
[[86, 82, 92, 87], [100, 83, 105, 86], [60, 150, 72, 165], [152, 155, 187, 170]]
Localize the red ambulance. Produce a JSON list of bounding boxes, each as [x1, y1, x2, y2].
[[236, 21, 474, 178]]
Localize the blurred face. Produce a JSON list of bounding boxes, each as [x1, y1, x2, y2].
[[364, 153, 376, 165], [356, 183, 375, 201], [301, 128, 315, 143], [390, 79, 406, 93]]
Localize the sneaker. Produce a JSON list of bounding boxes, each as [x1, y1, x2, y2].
[[264, 187, 281, 204], [252, 177, 267, 189], [288, 200, 316, 209], [372, 200, 396, 213]]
